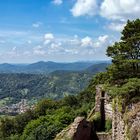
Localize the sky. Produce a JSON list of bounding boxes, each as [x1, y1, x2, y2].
[[0, 0, 140, 63]]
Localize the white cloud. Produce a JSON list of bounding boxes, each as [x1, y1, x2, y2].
[[53, 0, 63, 5], [98, 35, 109, 43], [108, 22, 126, 32], [48, 43, 65, 54], [44, 33, 54, 45], [32, 22, 42, 28], [33, 45, 46, 55], [0, 32, 114, 62], [71, 0, 98, 17], [94, 35, 109, 48], [81, 36, 93, 47], [68, 35, 81, 46], [100, 0, 140, 21], [71, 0, 140, 24], [5, 47, 19, 58], [50, 42, 61, 49], [36, 33, 111, 57], [44, 33, 54, 40]]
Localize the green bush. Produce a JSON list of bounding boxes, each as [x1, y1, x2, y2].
[[93, 112, 101, 132], [105, 119, 112, 132]]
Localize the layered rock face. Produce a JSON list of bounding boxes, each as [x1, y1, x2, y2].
[[54, 117, 98, 140], [112, 102, 140, 140]]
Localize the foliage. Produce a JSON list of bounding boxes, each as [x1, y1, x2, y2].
[[0, 117, 15, 138], [0, 83, 97, 139], [0, 71, 92, 105], [35, 99, 58, 116], [105, 78, 140, 104], [21, 106, 75, 140], [62, 95, 78, 107], [92, 112, 101, 131], [106, 19, 140, 82], [105, 119, 112, 132]]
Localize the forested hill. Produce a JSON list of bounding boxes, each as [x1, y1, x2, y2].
[[0, 63, 109, 106], [0, 61, 110, 74]]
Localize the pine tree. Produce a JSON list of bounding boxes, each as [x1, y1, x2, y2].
[[107, 19, 140, 81]]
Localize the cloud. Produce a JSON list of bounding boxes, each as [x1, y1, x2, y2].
[[71, 0, 98, 17], [80, 35, 109, 49], [68, 35, 81, 46], [0, 32, 113, 62], [81, 36, 93, 48], [33, 45, 46, 55], [53, 0, 63, 5], [32, 22, 42, 28], [94, 35, 109, 48], [33, 33, 111, 57], [44, 33, 54, 40], [107, 22, 126, 32], [5, 47, 19, 58], [100, 0, 140, 21], [71, 0, 140, 23], [98, 35, 109, 43], [44, 33, 54, 45]]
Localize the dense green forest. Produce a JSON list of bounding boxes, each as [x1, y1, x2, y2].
[[0, 19, 140, 140], [0, 63, 109, 106]]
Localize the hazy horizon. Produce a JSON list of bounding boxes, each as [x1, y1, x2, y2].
[[0, 59, 111, 65]]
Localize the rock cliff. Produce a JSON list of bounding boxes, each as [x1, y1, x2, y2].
[[54, 117, 98, 140], [55, 85, 140, 140]]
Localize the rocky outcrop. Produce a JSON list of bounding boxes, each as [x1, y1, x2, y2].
[[97, 132, 112, 140], [112, 100, 140, 140], [55, 117, 98, 140], [55, 85, 140, 140], [127, 110, 140, 140]]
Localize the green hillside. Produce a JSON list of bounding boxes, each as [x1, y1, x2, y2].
[[0, 63, 109, 106]]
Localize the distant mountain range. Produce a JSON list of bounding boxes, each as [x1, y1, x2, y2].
[[0, 62, 110, 106], [0, 61, 111, 74]]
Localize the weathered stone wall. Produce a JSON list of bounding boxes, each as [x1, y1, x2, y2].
[[95, 85, 112, 119], [95, 85, 140, 140], [112, 100, 140, 140], [54, 117, 98, 140], [112, 100, 125, 140], [125, 103, 140, 140], [97, 132, 112, 140]]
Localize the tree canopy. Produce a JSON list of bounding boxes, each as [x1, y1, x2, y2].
[[107, 19, 140, 82]]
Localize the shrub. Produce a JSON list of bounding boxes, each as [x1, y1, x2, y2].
[[105, 119, 112, 132]]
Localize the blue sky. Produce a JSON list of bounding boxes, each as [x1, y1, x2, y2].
[[0, 0, 139, 63]]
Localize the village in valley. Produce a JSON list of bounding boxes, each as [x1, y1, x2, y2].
[[0, 99, 32, 115]]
